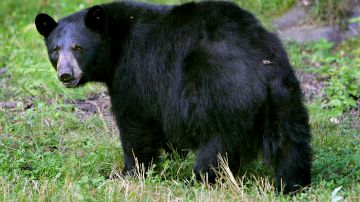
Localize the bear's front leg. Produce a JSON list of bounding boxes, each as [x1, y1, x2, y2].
[[119, 117, 162, 176], [194, 136, 227, 183]]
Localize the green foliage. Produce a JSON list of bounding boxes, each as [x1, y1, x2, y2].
[[309, 103, 360, 187], [0, 104, 123, 191], [312, 40, 359, 110], [235, 0, 295, 27], [350, 17, 360, 25], [287, 39, 360, 112]]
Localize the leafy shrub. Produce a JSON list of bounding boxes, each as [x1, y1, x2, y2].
[[287, 38, 360, 112]]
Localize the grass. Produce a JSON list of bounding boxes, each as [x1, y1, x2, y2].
[[0, 0, 359, 201]]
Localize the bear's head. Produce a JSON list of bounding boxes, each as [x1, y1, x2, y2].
[[35, 6, 109, 88]]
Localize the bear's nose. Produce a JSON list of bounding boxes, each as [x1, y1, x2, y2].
[[59, 72, 74, 82]]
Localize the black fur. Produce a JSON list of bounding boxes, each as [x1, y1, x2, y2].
[[35, 1, 312, 194]]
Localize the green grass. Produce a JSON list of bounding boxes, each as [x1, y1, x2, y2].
[[1, 0, 359, 201]]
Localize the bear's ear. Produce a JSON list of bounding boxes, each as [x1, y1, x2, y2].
[[35, 13, 57, 37], [85, 5, 106, 31]]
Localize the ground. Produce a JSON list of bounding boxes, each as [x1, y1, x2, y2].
[[273, 1, 360, 43]]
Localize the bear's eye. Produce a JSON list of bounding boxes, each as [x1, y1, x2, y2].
[[49, 46, 60, 55], [72, 44, 83, 52]]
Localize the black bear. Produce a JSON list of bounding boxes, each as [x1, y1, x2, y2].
[[35, 1, 312, 194]]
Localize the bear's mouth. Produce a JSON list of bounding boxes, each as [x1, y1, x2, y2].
[[62, 76, 82, 88]]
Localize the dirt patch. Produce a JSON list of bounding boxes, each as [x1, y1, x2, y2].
[[0, 100, 33, 111], [347, 102, 360, 130], [0, 67, 8, 76], [64, 92, 118, 132], [296, 72, 327, 101], [65, 92, 112, 121]]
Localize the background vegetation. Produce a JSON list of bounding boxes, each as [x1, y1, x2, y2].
[[0, 0, 359, 201], [307, 0, 359, 26]]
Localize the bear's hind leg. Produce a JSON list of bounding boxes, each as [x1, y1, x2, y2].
[[270, 140, 311, 194], [263, 87, 312, 194], [263, 122, 311, 193], [264, 117, 312, 194]]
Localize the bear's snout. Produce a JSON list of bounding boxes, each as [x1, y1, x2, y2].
[[56, 52, 83, 87], [58, 70, 74, 82]]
